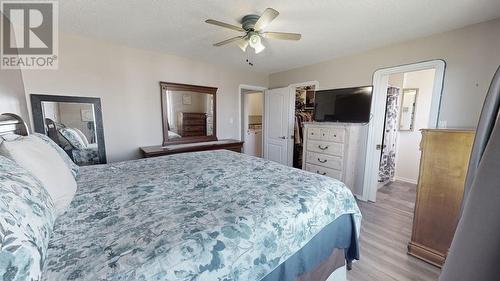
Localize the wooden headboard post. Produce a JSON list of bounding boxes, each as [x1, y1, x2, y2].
[[0, 113, 29, 136]]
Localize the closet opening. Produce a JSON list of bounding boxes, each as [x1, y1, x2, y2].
[[240, 88, 264, 158], [293, 85, 316, 168]]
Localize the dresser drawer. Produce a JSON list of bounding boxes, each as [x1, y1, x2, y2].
[[306, 140, 344, 156], [183, 119, 206, 125], [183, 125, 205, 132], [305, 163, 342, 180], [306, 152, 343, 170], [307, 127, 345, 142]]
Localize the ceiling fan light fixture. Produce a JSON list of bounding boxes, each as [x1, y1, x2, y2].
[[206, 8, 301, 56], [248, 33, 265, 53], [253, 41, 265, 54], [248, 33, 261, 48], [236, 39, 249, 52]]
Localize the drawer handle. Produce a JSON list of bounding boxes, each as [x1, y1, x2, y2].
[[317, 158, 327, 163], [334, 134, 337, 137], [316, 170, 327, 175], [318, 145, 329, 150]]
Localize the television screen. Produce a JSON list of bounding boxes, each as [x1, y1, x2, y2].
[[314, 86, 373, 123]]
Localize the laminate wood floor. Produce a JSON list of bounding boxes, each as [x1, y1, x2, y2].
[[347, 181, 441, 281]]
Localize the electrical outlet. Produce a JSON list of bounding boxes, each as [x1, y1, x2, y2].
[[438, 120, 447, 128]]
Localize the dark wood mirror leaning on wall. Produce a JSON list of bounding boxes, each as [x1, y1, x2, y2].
[[30, 94, 107, 165], [160, 82, 218, 145]]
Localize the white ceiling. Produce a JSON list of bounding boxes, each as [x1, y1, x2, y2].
[[59, 0, 500, 74]]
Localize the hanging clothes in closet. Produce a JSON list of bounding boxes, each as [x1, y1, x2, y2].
[[293, 111, 313, 168], [378, 86, 401, 183]]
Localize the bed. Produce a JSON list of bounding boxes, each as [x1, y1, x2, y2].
[[0, 113, 361, 281]]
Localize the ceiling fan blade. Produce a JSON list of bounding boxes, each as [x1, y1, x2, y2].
[[236, 39, 249, 52], [262, 32, 301, 40], [213, 36, 244, 47], [254, 8, 279, 31], [205, 19, 245, 32]]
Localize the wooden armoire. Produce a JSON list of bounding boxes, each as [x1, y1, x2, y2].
[[408, 129, 475, 267]]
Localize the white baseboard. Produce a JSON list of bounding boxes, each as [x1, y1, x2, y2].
[[394, 176, 418, 185]]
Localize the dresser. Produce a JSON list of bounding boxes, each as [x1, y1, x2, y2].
[[302, 122, 368, 198], [177, 112, 207, 137], [407, 129, 474, 267], [140, 139, 244, 158]]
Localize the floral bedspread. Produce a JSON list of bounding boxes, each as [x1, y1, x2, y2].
[[43, 150, 361, 281]]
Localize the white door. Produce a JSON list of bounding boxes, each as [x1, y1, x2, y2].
[[264, 87, 291, 165]]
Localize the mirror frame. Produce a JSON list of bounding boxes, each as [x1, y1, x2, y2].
[[399, 88, 419, 131], [30, 94, 107, 164], [160, 82, 218, 146]]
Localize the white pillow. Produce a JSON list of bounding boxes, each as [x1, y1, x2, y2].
[[0, 134, 77, 216], [72, 127, 90, 147]]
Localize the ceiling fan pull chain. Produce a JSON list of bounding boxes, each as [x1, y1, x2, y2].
[[246, 49, 254, 66]]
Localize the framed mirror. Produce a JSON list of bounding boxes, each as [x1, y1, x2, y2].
[[160, 82, 217, 145], [30, 94, 107, 165], [399, 88, 418, 131]]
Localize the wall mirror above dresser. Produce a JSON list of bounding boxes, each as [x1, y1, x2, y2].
[[30, 94, 107, 166], [399, 88, 418, 131], [160, 82, 217, 145]]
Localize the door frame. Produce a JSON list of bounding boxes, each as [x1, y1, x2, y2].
[[287, 81, 319, 166], [238, 84, 267, 154], [362, 60, 446, 202]]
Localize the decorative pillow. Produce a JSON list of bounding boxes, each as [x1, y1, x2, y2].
[[58, 128, 86, 149], [0, 135, 77, 216], [72, 128, 90, 147], [0, 155, 56, 281], [33, 133, 79, 178]]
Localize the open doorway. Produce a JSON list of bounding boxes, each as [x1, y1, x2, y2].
[[287, 81, 319, 168], [240, 88, 264, 157], [378, 69, 436, 188], [363, 60, 445, 202], [292, 85, 316, 168]]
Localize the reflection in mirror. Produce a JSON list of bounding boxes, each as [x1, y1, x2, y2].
[[161, 82, 217, 145], [31, 95, 106, 166], [399, 88, 418, 131], [166, 91, 214, 139]]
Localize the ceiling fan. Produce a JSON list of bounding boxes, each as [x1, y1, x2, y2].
[[205, 8, 301, 54]]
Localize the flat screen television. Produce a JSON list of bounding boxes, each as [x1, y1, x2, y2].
[[314, 86, 373, 123]]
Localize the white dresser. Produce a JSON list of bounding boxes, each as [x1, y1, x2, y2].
[[302, 122, 367, 198]]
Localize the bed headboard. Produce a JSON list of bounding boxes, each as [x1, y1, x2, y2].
[[0, 113, 29, 136]]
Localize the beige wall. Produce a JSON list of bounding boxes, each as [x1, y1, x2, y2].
[[57, 102, 95, 143], [0, 13, 30, 124], [246, 92, 264, 116], [269, 18, 500, 128], [395, 69, 435, 183], [21, 33, 268, 162]]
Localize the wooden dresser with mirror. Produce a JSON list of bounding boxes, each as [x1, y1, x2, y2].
[[140, 82, 243, 157]]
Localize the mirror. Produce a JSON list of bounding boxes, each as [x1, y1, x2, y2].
[[160, 82, 217, 145], [399, 88, 418, 131], [30, 95, 106, 165]]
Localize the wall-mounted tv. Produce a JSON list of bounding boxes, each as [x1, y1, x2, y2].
[[314, 86, 373, 123]]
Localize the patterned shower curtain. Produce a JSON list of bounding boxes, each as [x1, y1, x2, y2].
[[378, 86, 400, 183]]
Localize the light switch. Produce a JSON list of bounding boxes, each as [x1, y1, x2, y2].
[[438, 120, 447, 128]]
